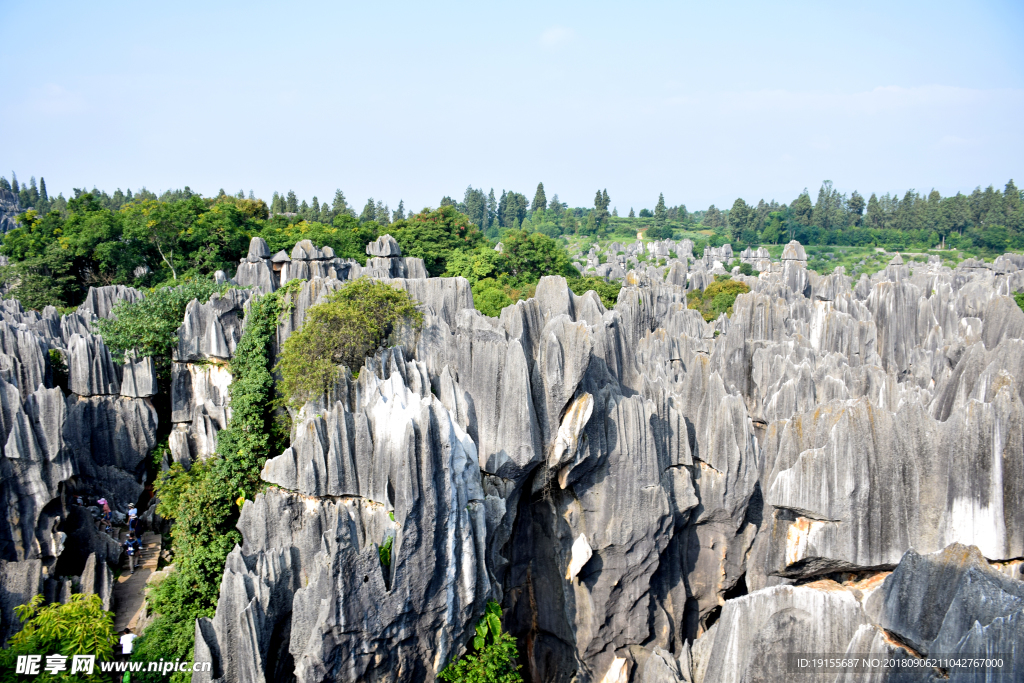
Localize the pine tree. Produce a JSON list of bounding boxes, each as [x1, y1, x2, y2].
[[286, 190, 298, 213], [498, 190, 508, 227], [249, 190, 255, 200], [613, 207, 618, 217], [0, 177, 9, 191], [360, 198, 376, 223], [548, 194, 563, 215], [728, 198, 751, 240], [532, 182, 547, 212], [848, 191, 865, 224], [11, 172, 19, 194], [487, 189, 497, 228], [654, 193, 667, 226], [792, 190, 813, 226], [376, 200, 390, 225], [299, 200, 310, 218], [866, 193, 881, 229], [394, 200, 405, 222], [629, 208, 635, 218], [271, 192, 282, 214], [333, 189, 351, 217], [310, 196, 320, 222]]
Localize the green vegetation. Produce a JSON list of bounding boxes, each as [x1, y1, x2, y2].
[[276, 278, 422, 408], [133, 284, 294, 682], [390, 205, 485, 276], [3, 175, 1022, 313], [439, 601, 522, 683], [1015, 292, 1024, 314], [567, 276, 622, 309], [258, 215, 378, 265], [0, 594, 115, 683], [687, 278, 751, 321], [379, 535, 394, 568], [94, 278, 229, 378]]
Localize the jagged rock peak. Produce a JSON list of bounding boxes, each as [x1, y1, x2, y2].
[[76, 285, 144, 320], [367, 233, 402, 257], [245, 236, 271, 262], [781, 240, 807, 261], [889, 252, 904, 266], [290, 239, 326, 261]]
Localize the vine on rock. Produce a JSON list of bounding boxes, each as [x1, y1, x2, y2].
[[133, 281, 298, 682]]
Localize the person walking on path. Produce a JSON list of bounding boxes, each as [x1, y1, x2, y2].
[[127, 505, 138, 535], [123, 533, 141, 574], [119, 628, 137, 660], [98, 498, 113, 537]]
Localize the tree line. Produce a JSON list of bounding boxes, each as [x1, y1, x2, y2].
[[2, 171, 1021, 313]]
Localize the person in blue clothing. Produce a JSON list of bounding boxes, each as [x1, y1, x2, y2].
[[123, 533, 141, 574], [127, 505, 139, 535]]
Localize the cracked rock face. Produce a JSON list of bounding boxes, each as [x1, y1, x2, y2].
[[193, 244, 1024, 682], [0, 286, 159, 644], [4, 238, 1020, 683]]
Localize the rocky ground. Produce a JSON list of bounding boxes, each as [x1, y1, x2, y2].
[[1, 236, 1022, 682]]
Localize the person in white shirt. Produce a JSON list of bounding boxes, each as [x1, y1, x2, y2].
[[119, 628, 137, 659]]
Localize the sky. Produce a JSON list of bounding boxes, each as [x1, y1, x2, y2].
[[1, 0, 1022, 213]]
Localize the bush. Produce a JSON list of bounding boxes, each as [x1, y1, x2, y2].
[[646, 225, 674, 240], [276, 278, 422, 407], [439, 601, 522, 683], [390, 205, 486, 276], [94, 278, 228, 379], [0, 594, 116, 683], [566, 276, 622, 309], [687, 278, 750, 321], [258, 215, 377, 265], [472, 280, 515, 317]]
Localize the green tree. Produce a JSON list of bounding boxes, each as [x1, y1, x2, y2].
[[390, 205, 485, 276], [761, 213, 783, 244], [332, 189, 353, 217], [791, 190, 813, 226], [728, 198, 751, 241], [360, 198, 377, 223], [95, 278, 228, 380], [628, 208, 635, 218], [654, 193, 667, 227], [593, 189, 610, 227], [0, 594, 116, 683], [532, 183, 547, 212], [285, 190, 298, 213], [499, 230, 579, 282], [276, 278, 422, 406]]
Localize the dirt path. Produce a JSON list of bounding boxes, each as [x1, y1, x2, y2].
[[112, 530, 161, 632]]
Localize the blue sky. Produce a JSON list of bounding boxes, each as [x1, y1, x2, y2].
[[1, 0, 1021, 213]]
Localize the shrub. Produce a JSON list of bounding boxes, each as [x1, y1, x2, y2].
[[566, 276, 622, 309], [687, 278, 750, 321], [276, 278, 422, 407], [472, 280, 515, 317], [0, 594, 116, 683], [439, 601, 522, 683], [737, 262, 758, 277], [94, 278, 228, 380]]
